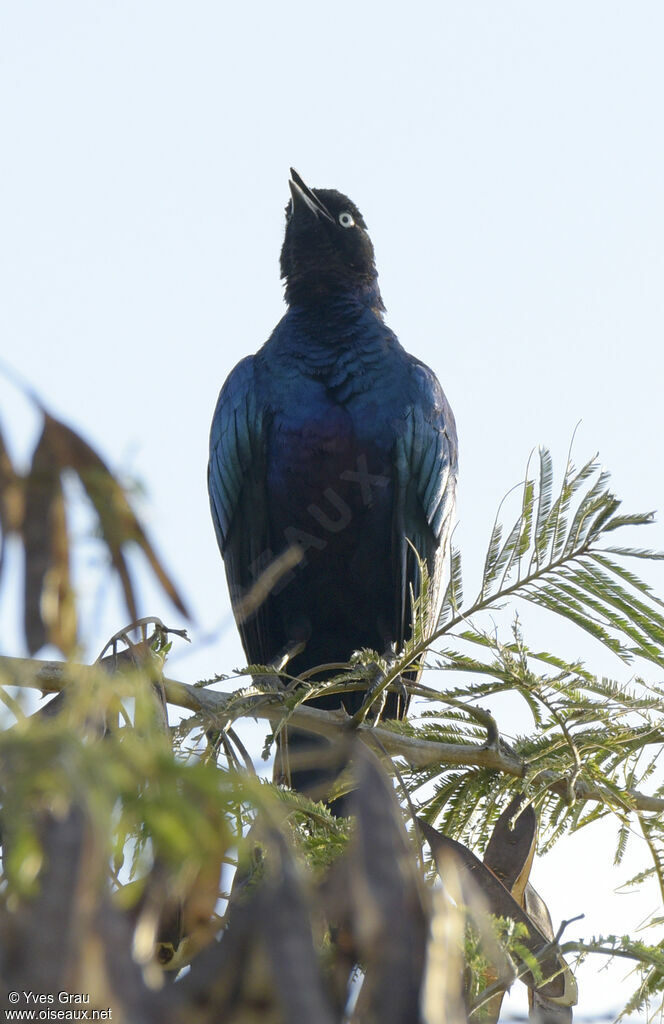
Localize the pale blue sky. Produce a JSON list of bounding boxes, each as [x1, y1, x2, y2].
[[2, 2, 663, 1016]]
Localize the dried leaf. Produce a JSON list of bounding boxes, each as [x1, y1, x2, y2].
[[419, 818, 563, 999], [483, 794, 537, 905], [41, 412, 189, 620], [0, 419, 24, 582], [259, 824, 336, 1024], [420, 885, 467, 1024], [350, 745, 428, 1024], [173, 898, 273, 1024], [23, 423, 76, 655]]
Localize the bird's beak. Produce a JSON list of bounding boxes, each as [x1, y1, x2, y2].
[[288, 168, 334, 223]]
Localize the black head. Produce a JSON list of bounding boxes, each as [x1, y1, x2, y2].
[[280, 168, 384, 311]]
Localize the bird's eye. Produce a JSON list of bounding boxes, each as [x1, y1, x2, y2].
[[338, 211, 355, 228]]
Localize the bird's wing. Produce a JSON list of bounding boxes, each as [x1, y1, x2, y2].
[[208, 355, 275, 665], [393, 361, 458, 658]]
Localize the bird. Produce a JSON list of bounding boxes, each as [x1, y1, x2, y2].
[[208, 169, 458, 804]]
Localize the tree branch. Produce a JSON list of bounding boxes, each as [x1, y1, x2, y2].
[[2, 654, 663, 815]]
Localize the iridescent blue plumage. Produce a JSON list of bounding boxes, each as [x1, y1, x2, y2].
[[209, 170, 457, 799]]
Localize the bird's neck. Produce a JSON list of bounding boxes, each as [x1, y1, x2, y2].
[[285, 278, 385, 322], [278, 290, 389, 378]]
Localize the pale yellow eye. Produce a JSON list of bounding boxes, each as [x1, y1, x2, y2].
[[338, 211, 355, 228]]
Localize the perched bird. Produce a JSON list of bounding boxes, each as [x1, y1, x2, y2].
[[209, 169, 457, 801]]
